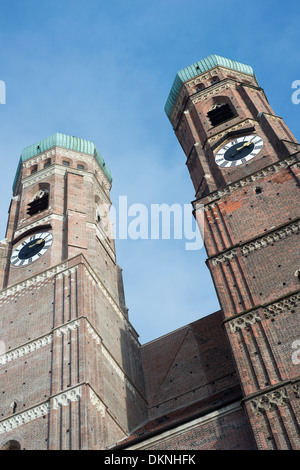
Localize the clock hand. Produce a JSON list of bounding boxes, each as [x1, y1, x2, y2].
[[236, 141, 252, 151], [29, 239, 44, 248]]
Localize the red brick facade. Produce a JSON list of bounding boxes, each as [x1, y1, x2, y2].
[[0, 148, 147, 450], [154, 59, 300, 450], [0, 57, 299, 450]]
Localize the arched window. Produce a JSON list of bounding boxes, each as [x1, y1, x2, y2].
[[207, 101, 235, 127], [1, 440, 21, 450], [210, 75, 220, 85], [193, 82, 204, 93], [27, 185, 50, 216]]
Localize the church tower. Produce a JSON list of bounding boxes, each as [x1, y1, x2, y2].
[[0, 133, 147, 450], [165, 55, 300, 450]]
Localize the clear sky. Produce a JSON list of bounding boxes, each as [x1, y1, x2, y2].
[[0, 0, 300, 344]]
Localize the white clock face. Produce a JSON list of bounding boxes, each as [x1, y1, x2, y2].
[[215, 134, 264, 168], [11, 232, 53, 267]]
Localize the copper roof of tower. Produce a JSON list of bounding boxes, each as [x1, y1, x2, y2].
[[164, 54, 255, 120], [13, 132, 112, 192]]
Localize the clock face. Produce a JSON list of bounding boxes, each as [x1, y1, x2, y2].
[[215, 135, 264, 168], [11, 232, 53, 267]]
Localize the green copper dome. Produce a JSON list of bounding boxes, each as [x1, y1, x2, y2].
[[164, 54, 255, 120], [13, 132, 112, 192]]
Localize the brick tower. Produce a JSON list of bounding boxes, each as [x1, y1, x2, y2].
[[0, 133, 147, 450], [165, 54, 300, 450]]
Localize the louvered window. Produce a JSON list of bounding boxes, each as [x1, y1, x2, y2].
[[207, 103, 234, 127], [27, 190, 49, 216]]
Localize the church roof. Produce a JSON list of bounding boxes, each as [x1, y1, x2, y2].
[[13, 132, 112, 192], [164, 54, 255, 120]]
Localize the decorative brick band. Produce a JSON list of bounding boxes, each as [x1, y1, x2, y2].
[[249, 386, 289, 415], [211, 219, 300, 266], [242, 220, 300, 256], [206, 154, 299, 205], [228, 311, 261, 333], [263, 291, 300, 319], [292, 381, 300, 398], [0, 334, 53, 365], [14, 213, 64, 238], [0, 262, 69, 303], [0, 318, 80, 365]]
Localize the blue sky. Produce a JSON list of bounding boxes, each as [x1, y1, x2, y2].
[[0, 0, 300, 343]]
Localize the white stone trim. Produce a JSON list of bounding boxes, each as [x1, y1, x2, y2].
[[0, 335, 53, 365], [211, 219, 300, 265], [0, 318, 80, 365], [22, 164, 66, 189], [14, 213, 64, 238], [53, 385, 82, 410], [0, 403, 50, 435], [228, 311, 261, 333], [89, 388, 106, 417], [23, 150, 56, 168], [56, 319, 80, 337], [0, 263, 68, 303]]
